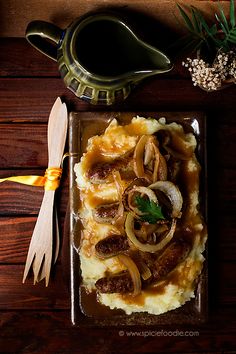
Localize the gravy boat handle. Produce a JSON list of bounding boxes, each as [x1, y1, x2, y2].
[[25, 20, 63, 61]]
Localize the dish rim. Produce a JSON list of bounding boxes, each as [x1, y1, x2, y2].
[[68, 111, 208, 327]]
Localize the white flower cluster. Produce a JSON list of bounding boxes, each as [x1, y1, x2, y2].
[[182, 50, 236, 91]]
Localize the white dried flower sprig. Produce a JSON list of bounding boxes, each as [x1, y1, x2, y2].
[[183, 50, 236, 91]]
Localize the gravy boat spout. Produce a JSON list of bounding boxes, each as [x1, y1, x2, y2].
[[26, 12, 173, 105], [125, 39, 173, 84]]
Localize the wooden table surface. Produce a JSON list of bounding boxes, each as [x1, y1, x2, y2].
[[1, 2, 236, 353]]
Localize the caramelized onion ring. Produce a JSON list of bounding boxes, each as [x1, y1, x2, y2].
[[134, 135, 167, 183], [151, 141, 160, 183], [127, 186, 158, 216], [117, 254, 142, 296], [125, 212, 177, 253], [112, 171, 125, 231], [149, 181, 183, 218], [133, 135, 152, 182]]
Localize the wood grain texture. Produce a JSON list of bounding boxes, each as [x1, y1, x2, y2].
[[0, 79, 68, 122], [0, 38, 59, 77], [0, 124, 48, 168], [0, 216, 65, 263], [1, 78, 236, 123], [0, 169, 69, 215], [0, 308, 236, 354], [0, 216, 36, 263], [0, 265, 69, 309], [0, 0, 231, 37], [0, 3, 236, 349], [0, 260, 235, 309]]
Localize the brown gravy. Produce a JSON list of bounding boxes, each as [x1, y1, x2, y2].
[[77, 115, 205, 318], [80, 286, 124, 318]]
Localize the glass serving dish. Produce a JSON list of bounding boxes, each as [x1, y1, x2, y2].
[[68, 111, 208, 327]]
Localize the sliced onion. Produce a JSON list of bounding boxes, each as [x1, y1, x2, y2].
[[111, 170, 125, 229], [133, 135, 152, 182], [158, 154, 168, 181], [125, 212, 177, 253], [162, 131, 192, 160], [127, 186, 158, 216], [113, 202, 124, 224], [132, 186, 158, 203], [151, 142, 160, 183], [149, 181, 183, 218], [139, 261, 152, 280], [117, 254, 142, 296], [112, 170, 123, 200], [144, 139, 154, 165], [122, 178, 148, 214], [135, 223, 161, 240], [134, 135, 148, 175], [134, 135, 168, 184]]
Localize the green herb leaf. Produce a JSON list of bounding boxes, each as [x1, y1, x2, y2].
[[209, 24, 218, 36], [191, 7, 201, 33], [177, 4, 195, 31], [218, 2, 230, 31], [193, 7, 214, 37], [215, 13, 229, 35], [135, 195, 165, 224], [230, 0, 235, 28], [175, 1, 236, 58]]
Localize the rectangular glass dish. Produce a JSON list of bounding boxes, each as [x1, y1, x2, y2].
[[68, 111, 208, 326]]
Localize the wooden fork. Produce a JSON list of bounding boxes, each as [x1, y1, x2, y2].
[[22, 97, 68, 286]]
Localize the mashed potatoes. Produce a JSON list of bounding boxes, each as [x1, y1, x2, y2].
[[74, 116, 207, 315]]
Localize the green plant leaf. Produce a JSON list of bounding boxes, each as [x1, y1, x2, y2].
[[175, 1, 236, 58], [191, 6, 201, 33], [215, 13, 229, 36], [212, 37, 225, 48], [135, 195, 165, 224], [209, 23, 218, 36], [177, 4, 194, 31], [228, 36, 236, 44], [217, 2, 230, 31], [230, 0, 235, 27], [168, 35, 203, 56], [228, 32, 236, 40], [193, 7, 215, 37]]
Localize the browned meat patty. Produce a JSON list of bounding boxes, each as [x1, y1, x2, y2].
[[95, 234, 129, 257], [95, 271, 133, 293], [150, 240, 190, 281], [87, 155, 133, 183], [95, 239, 190, 294], [92, 202, 120, 223]]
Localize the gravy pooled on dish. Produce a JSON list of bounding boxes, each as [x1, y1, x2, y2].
[[74, 116, 207, 315]]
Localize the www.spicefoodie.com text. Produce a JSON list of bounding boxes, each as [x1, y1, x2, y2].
[[118, 329, 199, 337]]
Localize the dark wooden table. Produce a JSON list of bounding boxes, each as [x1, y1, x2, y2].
[[1, 11, 236, 354]]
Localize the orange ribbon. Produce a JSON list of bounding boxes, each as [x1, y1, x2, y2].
[[0, 167, 62, 191]]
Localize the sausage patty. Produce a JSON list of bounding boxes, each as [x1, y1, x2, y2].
[[87, 155, 133, 183], [95, 239, 190, 294], [95, 234, 129, 258], [96, 271, 133, 293], [93, 203, 120, 223]]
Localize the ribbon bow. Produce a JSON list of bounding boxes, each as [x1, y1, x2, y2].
[[0, 167, 62, 191]]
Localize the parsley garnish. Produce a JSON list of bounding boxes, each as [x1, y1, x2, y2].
[[135, 195, 165, 224]]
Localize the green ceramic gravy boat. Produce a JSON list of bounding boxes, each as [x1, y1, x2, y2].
[[26, 13, 173, 105]]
